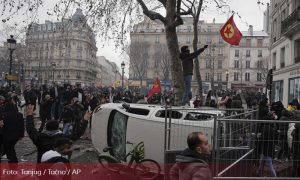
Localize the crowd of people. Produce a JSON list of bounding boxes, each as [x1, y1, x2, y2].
[[1, 81, 300, 179]]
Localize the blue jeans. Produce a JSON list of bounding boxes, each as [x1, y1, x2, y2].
[[182, 75, 192, 105], [257, 154, 276, 177], [63, 123, 73, 135]]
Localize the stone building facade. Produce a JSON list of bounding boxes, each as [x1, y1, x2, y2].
[[97, 56, 120, 87], [269, 0, 300, 106], [24, 9, 99, 86], [228, 26, 270, 92]]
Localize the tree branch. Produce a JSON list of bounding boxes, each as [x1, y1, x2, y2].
[[157, 0, 167, 8], [136, 0, 166, 24]]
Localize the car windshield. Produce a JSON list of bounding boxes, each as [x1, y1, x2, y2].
[[184, 112, 214, 121]]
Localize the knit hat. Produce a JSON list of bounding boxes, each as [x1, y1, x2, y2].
[[41, 150, 61, 162]]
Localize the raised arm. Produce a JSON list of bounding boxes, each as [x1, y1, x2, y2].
[[25, 104, 39, 145]]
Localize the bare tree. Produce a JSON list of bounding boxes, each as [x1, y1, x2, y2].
[[256, 58, 269, 82], [129, 41, 150, 88], [153, 44, 171, 83]]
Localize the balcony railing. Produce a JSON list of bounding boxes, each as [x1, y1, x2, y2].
[[281, 7, 300, 36]]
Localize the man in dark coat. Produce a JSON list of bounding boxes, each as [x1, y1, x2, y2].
[[2, 102, 24, 163], [170, 132, 212, 180], [23, 85, 37, 110], [180, 45, 208, 106], [256, 122, 277, 177], [49, 82, 61, 120], [25, 104, 91, 162]]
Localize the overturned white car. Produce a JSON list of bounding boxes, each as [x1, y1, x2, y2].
[[91, 103, 224, 163]]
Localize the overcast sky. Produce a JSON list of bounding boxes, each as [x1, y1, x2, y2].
[[0, 0, 270, 72]]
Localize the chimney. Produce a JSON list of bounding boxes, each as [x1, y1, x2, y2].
[[248, 25, 253, 36]]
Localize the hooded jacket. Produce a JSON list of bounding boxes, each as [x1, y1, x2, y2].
[[180, 48, 205, 76], [169, 148, 212, 180]]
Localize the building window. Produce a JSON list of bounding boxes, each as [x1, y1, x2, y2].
[[257, 39, 263, 47], [257, 73, 262, 81], [207, 26, 211, 32], [218, 60, 222, 69], [45, 52, 48, 59], [155, 35, 160, 44], [245, 73, 250, 81], [246, 39, 251, 47], [218, 48, 223, 55], [206, 60, 211, 68], [257, 60, 262, 68], [234, 60, 239, 68], [77, 50, 82, 59], [186, 36, 191, 44], [187, 26, 191, 32], [205, 72, 210, 81], [217, 73, 222, 81], [234, 72, 239, 81], [246, 61, 250, 69], [272, 80, 283, 102], [258, 50, 262, 57], [272, 52, 277, 70], [280, 47, 285, 67], [77, 60, 81, 67], [235, 50, 239, 57], [246, 50, 251, 57], [289, 77, 300, 103], [294, 38, 300, 63]]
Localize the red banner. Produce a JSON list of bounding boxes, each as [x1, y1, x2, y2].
[[148, 78, 161, 98]]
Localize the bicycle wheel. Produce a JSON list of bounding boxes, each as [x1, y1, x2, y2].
[[98, 155, 121, 172], [134, 159, 161, 180]]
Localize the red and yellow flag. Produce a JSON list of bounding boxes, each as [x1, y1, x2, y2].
[[220, 15, 242, 46], [148, 78, 161, 98]]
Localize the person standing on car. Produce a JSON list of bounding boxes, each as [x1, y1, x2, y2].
[[170, 132, 212, 180], [180, 45, 208, 106]]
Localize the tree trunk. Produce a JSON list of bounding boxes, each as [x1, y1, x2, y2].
[[165, 27, 183, 105], [193, 19, 204, 104]]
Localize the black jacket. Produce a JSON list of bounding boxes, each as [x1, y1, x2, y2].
[[170, 148, 212, 180], [26, 115, 88, 162], [180, 48, 205, 76], [257, 123, 277, 157], [2, 110, 24, 141]]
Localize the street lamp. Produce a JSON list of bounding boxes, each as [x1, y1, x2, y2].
[[226, 70, 229, 90], [121, 61, 125, 89], [51, 62, 56, 82], [210, 44, 216, 92], [7, 35, 17, 88]]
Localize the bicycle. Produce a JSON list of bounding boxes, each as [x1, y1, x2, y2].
[[98, 141, 161, 180]]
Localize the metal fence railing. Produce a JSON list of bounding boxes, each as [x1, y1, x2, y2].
[[164, 107, 300, 179]]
